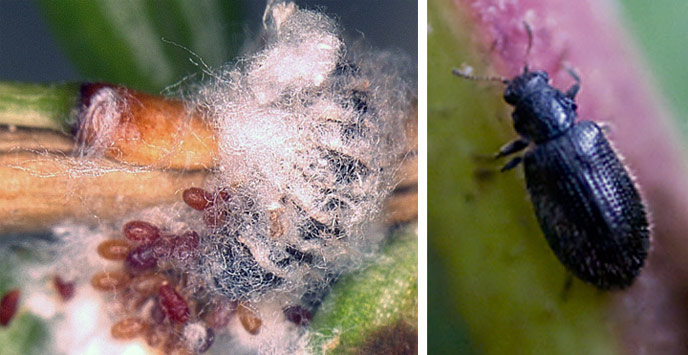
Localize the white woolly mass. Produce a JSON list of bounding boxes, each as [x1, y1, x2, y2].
[[75, 86, 125, 158], [3, 2, 411, 355], [191, 2, 410, 304]]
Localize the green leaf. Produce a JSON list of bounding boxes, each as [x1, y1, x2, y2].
[[37, 0, 243, 92], [309, 225, 418, 354], [0, 313, 48, 355]]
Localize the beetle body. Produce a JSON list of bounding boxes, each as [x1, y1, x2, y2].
[[497, 68, 650, 289]]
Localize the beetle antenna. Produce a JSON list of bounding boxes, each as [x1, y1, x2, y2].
[[523, 22, 534, 58], [452, 67, 509, 84], [523, 21, 534, 71]]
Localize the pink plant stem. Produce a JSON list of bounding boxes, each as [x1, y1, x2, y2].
[[455, 0, 688, 352]]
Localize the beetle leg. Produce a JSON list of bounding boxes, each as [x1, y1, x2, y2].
[[500, 156, 523, 172], [495, 138, 529, 158], [566, 83, 580, 99], [564, 67, 581, 99]]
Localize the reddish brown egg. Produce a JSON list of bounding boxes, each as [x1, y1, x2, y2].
[[215, 188, 231, 202], [171, 231, 200, 262], [269, 209, 285, 239], [237, 304, 262, 335], [202, 208, 228, 228], [91, 270, 130, 291], [130, 274, 167, 296], [125, 244, 158, 274], [182, 187, 213, 211], [283, 305, 312, 326], [150, 302, 167, 324], [111, 317, 147, 339], [151, 236, 174, 259], [204, 299, 237, 329], [158, 285, 190, 324], [119, 290, 149, 312], [0, 288, 20, 327], [97, 239, 133, 260], [123, 221, 160, 244], [54, 276, 76, 301]]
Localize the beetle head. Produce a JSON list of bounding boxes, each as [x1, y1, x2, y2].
[[503, 68, 549, 105]]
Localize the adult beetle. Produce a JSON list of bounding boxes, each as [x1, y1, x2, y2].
[[454, 66, 650, 289]]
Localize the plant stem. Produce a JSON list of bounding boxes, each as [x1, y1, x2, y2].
[[0, 150, 209, 234], [0, 82, 80, 133]]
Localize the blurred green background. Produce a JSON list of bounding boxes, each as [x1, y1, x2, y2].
[[0, 0, 418, 90]]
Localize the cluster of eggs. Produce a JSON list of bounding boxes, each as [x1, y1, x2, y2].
[[87, 186, 313, 353]]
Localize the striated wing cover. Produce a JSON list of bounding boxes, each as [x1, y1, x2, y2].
[[523, 121, 650, 289]]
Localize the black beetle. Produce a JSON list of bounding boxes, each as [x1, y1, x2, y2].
[[454, 66, 650, 289]]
